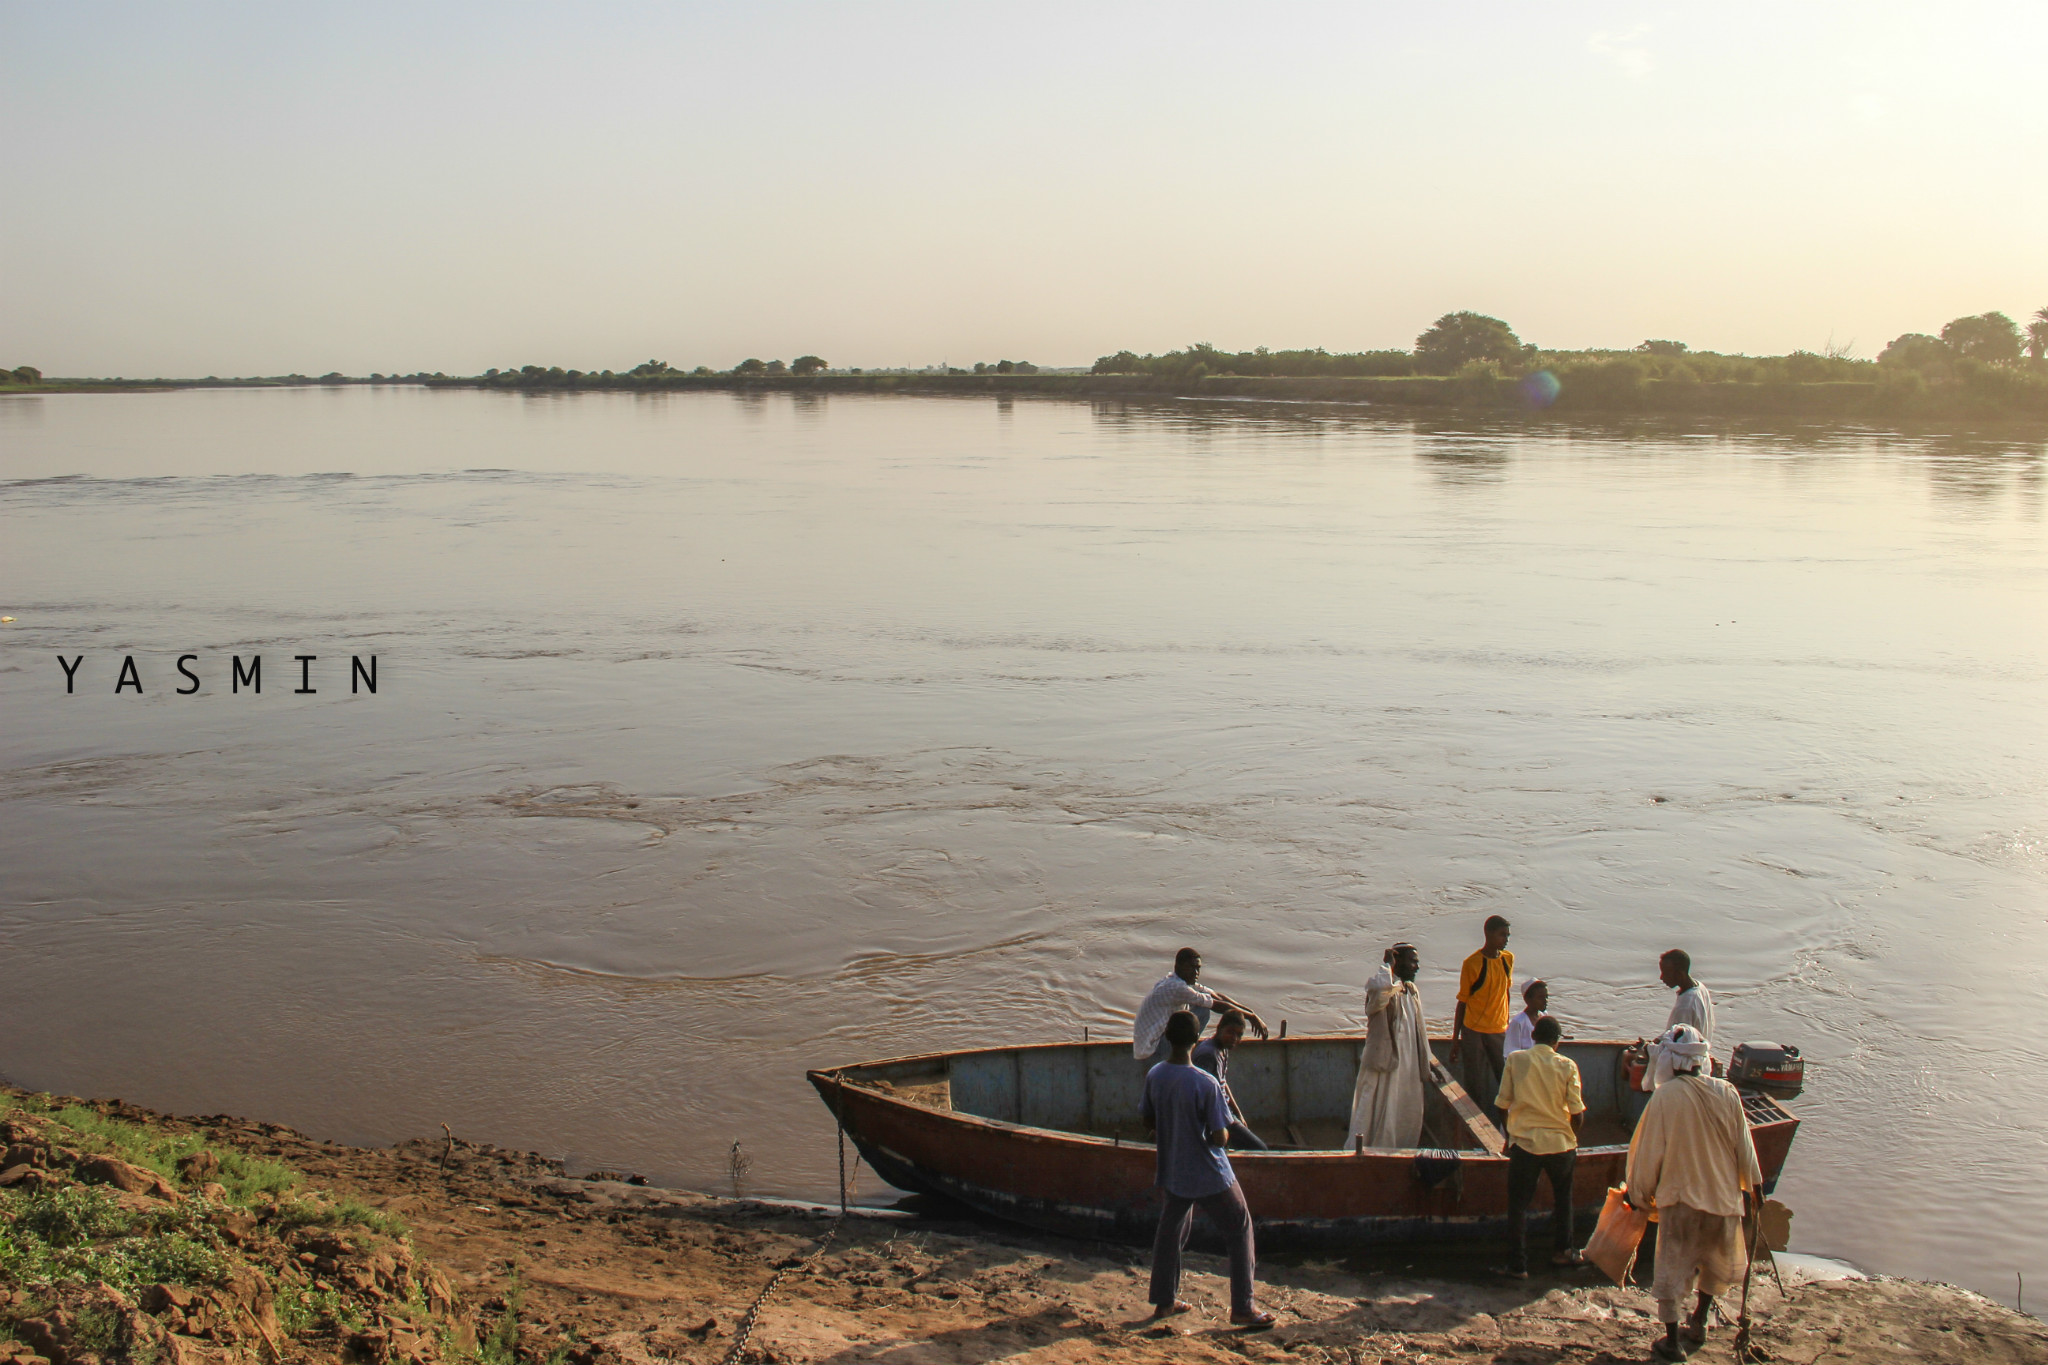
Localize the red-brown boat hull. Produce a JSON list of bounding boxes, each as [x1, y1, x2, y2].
[[808, 1036, 1798, 1248]]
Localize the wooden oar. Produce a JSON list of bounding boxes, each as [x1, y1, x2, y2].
[[1428, 1059, 1507, 1155]]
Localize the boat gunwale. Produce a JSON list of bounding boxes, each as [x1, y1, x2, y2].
[[807, 1032, 1797, 1164]]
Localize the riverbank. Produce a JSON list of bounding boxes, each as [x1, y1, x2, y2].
[[3, 1086, 2041, 1365], [11, 371, 2048, 419], [421, 370, 2048, 420]]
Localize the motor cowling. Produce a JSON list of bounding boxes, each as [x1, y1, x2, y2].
[[1728, 1041, 1804, 1098]]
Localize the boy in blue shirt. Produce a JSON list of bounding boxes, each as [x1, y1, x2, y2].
[[1140, 1010, 1275, 1329]]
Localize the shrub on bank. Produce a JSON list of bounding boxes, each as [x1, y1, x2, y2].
[[1552, 358, 1648, 410]]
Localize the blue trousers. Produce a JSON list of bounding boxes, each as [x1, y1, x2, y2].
[[1149, 1180, 1256, 1316]]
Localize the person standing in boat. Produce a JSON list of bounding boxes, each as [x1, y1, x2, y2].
[[1450, 915, 1515, 1126], [1191, 1010, 1267, 1150], [1504, 978, 1549, 1057], [1636, 949, 1717, 1089], [1133, 947, 1269, 1067], [1141, 1009, 1276, 1329], [1345, 942, 1430, 1149], [1625, 1024, 1762, 1360]]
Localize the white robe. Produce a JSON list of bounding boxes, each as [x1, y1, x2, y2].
[[1346, 964, 1430, 1149]]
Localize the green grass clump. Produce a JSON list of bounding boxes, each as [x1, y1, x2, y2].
[[10, 1184, 131, 1246], [272, 1196, 407, 1238], [3, 1096, 300, 1205], [274, 1284, 365, 1336], [440, 1273, 526, 1365], [0, 1185, 232, 1293]]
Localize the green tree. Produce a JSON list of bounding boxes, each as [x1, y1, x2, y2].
[[2027, 308, 2048, 361], [791, 355, 827, 375], [1635, 340, 1688, 355], [1782, 350, 1830, 382], [1414, 312, 1528, 375], [1092, 350, 1145, 374], [764, 359, 789, 375], [629, 360, 673, 376], [1939, 312, 2021, 363], [733, 358, 767, 374], [12, 365, 42, 384], [1879, 333, 1952, 375]]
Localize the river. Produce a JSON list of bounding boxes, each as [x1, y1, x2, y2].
[[1, 385, 2042, 1310]]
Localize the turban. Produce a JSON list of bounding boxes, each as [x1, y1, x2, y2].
[[1651, 1023, 1710, 1091]]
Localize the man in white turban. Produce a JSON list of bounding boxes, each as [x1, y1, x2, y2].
[[1648, 1022, 1712, 1090], [1346, 942, 1430, 1149], [1626, 1024, 1763, 1361]]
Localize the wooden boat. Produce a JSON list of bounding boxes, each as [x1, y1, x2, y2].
[[807, 1034, 1798, 1247]]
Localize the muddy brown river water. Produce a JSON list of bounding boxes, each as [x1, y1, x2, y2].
[[1, 386, 2042, 1310]]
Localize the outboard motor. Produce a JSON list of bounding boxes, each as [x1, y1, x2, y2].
[[1728, 1041, 1805, 1099]]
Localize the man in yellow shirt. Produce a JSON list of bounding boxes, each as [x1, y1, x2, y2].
[[1492, 1016, 1585, 1278], [1450, 914, 1514, 1124]]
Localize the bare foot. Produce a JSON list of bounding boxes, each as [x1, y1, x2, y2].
[[1231, 1309, 1277, 1330], [1150, 1300, 1194, 1320]]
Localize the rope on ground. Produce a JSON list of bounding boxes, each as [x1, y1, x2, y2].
[[719, 1073, 861, 1365]]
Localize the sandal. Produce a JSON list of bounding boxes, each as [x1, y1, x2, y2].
[[1491, 1264, 1530, 1280], [1551, 1249, 1586, 1267], [1150, 1301, 1194, 1320], [1230, 1310, 1277, 1330], [1650, 1335, 1691, 1361]]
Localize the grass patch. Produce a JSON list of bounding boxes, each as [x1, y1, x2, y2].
[[441, 1273, 525, 1365], [272, 1196, 407, 1238], [2, 1095, 299, 1204], [274, 1284, 365, 1336], [0, 1185, 233, 1293]]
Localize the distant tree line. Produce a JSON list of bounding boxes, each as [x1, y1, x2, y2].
[[1090, 306, 2048, 413]]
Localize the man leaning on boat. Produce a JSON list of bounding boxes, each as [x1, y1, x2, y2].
[[1132, 947, 1268, 1066]]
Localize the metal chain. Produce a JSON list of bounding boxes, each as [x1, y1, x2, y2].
[[718, 1075, 859, 1365]]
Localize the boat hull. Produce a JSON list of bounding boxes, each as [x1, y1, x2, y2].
[[808, 1036, 1798, 1248]]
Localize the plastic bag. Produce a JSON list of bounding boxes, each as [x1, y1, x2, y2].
[[1585, 1185, 1650, 1285]]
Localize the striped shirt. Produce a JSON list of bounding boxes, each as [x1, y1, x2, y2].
[[1133, 975, 1214, 1059]]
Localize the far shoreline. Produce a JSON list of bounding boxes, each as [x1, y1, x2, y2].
[[10, 372, 2048, 425]]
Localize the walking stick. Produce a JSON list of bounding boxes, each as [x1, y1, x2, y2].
[[1733, 1201, 1770, 1363]]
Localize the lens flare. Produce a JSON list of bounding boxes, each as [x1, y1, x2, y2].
[[1520, 369, 1562, 407]]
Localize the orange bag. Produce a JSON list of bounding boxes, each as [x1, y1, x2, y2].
[[1585, 1185, 1650, 1285]]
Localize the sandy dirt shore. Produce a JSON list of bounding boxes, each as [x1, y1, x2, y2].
[[2, 1089, 2042, 1365]]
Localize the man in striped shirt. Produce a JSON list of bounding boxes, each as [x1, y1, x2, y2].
[[1133, 948, 1268, 1065]]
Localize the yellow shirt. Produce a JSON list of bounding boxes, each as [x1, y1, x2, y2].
[[1457, 948, 1515, 1034], [1494, 1043, 1584, 1155]]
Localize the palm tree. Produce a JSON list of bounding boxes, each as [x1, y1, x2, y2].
[[2030, 308, 2048, 361]]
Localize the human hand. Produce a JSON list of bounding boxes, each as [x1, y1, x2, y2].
[[1248, 1015, 1270, 1040], [1447, 1037, 1462, 1064]]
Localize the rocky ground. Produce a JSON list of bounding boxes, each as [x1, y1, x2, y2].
[[2, 1085, 2042, 1365]]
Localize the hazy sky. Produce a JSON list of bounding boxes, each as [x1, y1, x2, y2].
[[5, 2, 2044, 375]]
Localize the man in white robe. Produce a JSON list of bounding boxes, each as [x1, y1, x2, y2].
[[1346, 942, 1431, 1149], [1626, 1024, 1763, 1360]]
